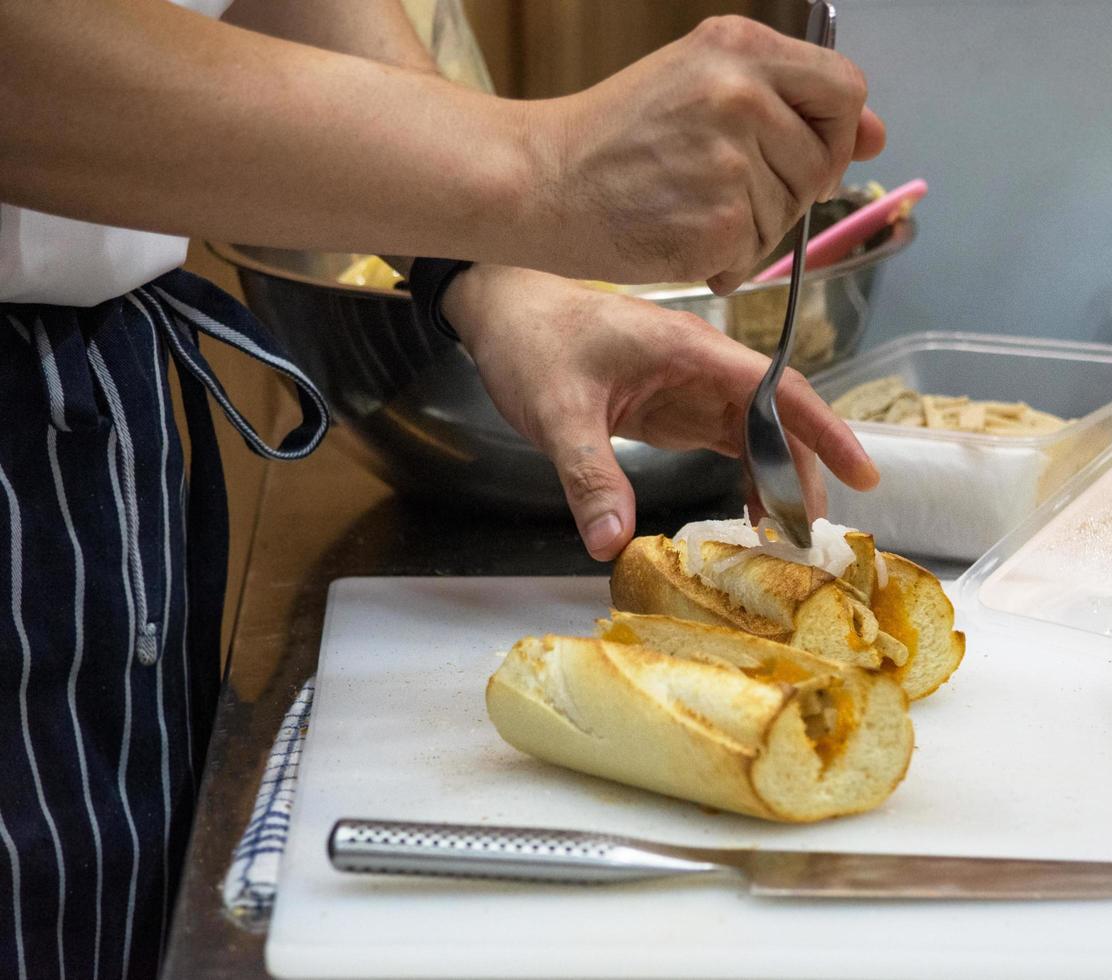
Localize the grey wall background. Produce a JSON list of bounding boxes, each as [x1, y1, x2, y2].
[[838, 0, 1112, 347]]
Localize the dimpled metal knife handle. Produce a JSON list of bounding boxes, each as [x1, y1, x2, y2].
[[328, 819, 719, 884]]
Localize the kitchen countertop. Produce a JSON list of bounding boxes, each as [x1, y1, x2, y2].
[[161, 424, 746, 979]]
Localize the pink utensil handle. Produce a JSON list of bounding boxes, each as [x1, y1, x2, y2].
[[753, 178, 928, 283]]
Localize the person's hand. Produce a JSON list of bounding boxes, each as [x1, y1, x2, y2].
[[516, 16, 885, 296], [442, 265, 879, 561]]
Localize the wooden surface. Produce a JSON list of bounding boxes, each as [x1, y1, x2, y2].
[[465, 0, 803, 98], [182, 240, 298, 661]]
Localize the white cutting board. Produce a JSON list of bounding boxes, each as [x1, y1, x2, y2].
[[266, 577, 1112, 980]]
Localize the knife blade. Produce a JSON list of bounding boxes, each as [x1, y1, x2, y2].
[[329, 819, 1112, 900]]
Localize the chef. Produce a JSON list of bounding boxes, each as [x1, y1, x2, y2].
[[0, 1, 883, 977]]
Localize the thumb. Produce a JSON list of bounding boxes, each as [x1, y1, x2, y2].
[[545, 419, 636, 561]]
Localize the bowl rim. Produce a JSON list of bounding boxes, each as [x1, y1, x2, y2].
[[630, 215, 916, 302], [206, 241, 407, 299], [208, 213, 916, 300]]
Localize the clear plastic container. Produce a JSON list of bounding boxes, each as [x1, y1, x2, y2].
[[956, 444, 1112, 641], [809, 332, 1112, 561]]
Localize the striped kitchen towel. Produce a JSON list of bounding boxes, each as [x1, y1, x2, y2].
[[222, 677, 315, 930]]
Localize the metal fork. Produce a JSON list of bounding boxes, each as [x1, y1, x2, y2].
[[744, 0, 836, 549]]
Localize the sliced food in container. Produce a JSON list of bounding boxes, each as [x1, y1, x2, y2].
[[810, 331, 1112, 561]]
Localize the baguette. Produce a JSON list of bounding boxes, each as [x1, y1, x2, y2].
[[611, 531, 964, 700], [486, 611, 913, 823]]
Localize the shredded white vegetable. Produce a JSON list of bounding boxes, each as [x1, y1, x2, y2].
[[673, 510, 759, 576], [673, 513, 858, 579]]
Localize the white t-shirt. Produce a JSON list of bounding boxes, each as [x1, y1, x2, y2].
[[0, 0, 235, 307]]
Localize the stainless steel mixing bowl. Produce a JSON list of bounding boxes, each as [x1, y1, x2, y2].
[[210, 199, 914, 514]]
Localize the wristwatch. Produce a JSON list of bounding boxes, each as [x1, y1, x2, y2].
[[407, 257, 474, 343]]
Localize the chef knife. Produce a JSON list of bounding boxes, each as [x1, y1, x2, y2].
[[329, 819, 1112, 900]]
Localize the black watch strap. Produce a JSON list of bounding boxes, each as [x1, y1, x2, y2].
[[407, 258, 474, 343]]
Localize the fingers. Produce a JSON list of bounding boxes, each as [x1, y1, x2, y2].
[[542, 415, 637, 561], [707, 102, 822, 297], [786, 431, 828, 519], [622, 320, 871, 505], [853, 106, 887, 161], [775, 368, 879, 490], [706, 98, 882, 294], [706, 267, 748, 298], [752, 89, 832, 212], [746, 435, 827, 523], [703, 31, 882, 287], [691, 332, 878, 491], [706, 157, 789, 296], [757, 46, 872, 201]]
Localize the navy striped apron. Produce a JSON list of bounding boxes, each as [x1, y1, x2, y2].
[[0, 269, 328, 980]]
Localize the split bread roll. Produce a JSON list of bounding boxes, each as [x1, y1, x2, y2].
[[611, 531, 964, 701], [486, 611, 914, 823]]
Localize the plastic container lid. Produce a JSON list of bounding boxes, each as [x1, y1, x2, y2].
[[956, 443, 1112, 640]]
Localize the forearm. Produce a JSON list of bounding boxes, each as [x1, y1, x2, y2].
[[0, 0, 528, 261], [225, 0, 438, 278]]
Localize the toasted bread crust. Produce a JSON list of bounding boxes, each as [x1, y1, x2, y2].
[[486, 635, 784, 820], [611, 534, 964, 701], [487, 617, 914, 822], [610, 536, 789, 640], [874, 553, 965, 700]]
